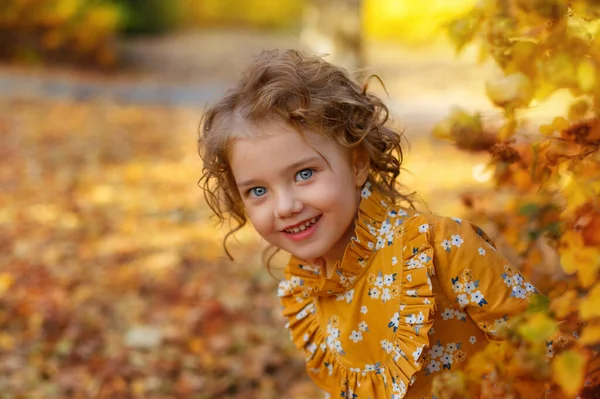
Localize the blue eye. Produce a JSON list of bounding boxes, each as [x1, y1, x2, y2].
[[249, 187, 267, 197], [295, 168, 314, 181]]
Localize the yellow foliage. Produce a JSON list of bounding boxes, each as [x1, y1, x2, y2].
[[42, 0, 80, 25], [568, 99, 591, 121], [552, 349, 587, 396], [559, 230, 600, 287], [0, 273, 14, 296], [437, 0, 600, 395], [558, 165, 600, 215], [364, 0, 477, 43], [580, 284, 600, 321], [577, 58, 597, 92], [178, 0, 304, 29], [0, 0, 121, 66], [517, 312, 558, 344], [578, 319, 600, 345], [540, 117, 571, 137], [465, 341, 508, 377], [485, 72, 533, 109], [431, 371, 467, 399], [550, 290, 579, 319]]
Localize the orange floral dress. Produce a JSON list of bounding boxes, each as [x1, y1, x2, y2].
[[278, 182, 554, 398]]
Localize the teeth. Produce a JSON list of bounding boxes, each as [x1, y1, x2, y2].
[[285, 216, 320, 234]]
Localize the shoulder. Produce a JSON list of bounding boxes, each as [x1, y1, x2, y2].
[[393, 211, 497, 263], [390, 208, 450, 241], [403, 211, 495, 246]]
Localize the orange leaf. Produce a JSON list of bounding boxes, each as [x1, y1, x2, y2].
[[581, 213, 600, 247], [552, 349, 587, 397]]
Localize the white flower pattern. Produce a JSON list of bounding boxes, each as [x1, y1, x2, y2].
[[277, 197, 539, 398]]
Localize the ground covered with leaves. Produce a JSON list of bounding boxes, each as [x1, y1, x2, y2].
[[0, 98, 321, 398]]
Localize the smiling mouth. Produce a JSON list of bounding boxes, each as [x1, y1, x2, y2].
[[283, 215, 322, 234]]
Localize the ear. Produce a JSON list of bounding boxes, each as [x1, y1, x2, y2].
[[352, 147, 370, 188]]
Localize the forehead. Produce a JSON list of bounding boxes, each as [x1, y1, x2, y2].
[[228, 121, 347, 181], [230, 122, 321, 163]]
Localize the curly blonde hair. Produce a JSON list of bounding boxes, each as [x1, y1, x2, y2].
[[198, 49, 412, 261]]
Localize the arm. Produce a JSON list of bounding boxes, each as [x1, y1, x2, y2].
[[431, 216, 536, 339], [430, 216, 600, 397]]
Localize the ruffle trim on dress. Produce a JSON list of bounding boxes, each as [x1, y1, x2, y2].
[[387, 214, 437, 393], [278, 213, 437, 399], [285, 181, 392, 296]]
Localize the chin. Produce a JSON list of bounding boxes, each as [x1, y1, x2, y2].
[[287, 247, 324, 263], [288, 251, 315, 262]]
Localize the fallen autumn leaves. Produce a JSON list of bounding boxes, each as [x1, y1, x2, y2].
[[0, 98, 319, 398]]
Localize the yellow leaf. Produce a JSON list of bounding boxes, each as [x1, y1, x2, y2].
[[559, 231, 585, 275], [578, 319, 600, 346], [509, 40, 538, 74], [539, 123, 555, 136], [550, 290, 579, 319], [534, 80, 559, 102], [0, 273, 14, 296], [545, 52, 577, 88], [552, 116, 570, 131], [560, 245, 600, 287], [559, 169, 595, 214], [559, 230, 600, 288], [552, 349, 587, 397], [576, 249, 600, 288], [49, 0, 80, 21], [580, 284, 600, 321], [577, 58, 596, 93], [517, 312, 558, 343]]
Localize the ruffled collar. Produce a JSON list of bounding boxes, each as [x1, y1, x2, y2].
[[286, 181, 401, 296]]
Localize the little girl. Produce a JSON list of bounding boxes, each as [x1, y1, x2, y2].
[[198, 49, 542, 398]]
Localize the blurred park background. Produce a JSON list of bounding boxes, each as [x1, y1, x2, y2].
[[0, 1, 583, 398]]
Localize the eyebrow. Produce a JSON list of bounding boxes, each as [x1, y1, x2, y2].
[[236, 155, 324, 189]]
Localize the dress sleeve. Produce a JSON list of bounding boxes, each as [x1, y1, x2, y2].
[[431, 216, 538, 340]]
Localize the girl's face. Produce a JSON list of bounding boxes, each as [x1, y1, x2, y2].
[[229, 120, 369, 267]]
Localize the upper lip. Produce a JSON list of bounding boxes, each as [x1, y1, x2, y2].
[[281, 215, 320, 231]]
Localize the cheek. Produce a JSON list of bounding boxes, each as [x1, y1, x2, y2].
[[244, 204, 273, 234], [322, 177, 358, 207]]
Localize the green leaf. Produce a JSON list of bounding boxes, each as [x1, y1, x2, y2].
[[527, 294, 551, 314], [518, 203, 540, 217], [517, 312, 558, 343]]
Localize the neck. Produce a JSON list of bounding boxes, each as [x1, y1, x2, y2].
[[320, 187, 363, 278]]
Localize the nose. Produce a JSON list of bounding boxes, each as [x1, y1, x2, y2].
[[274, 190, 302, 219]]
